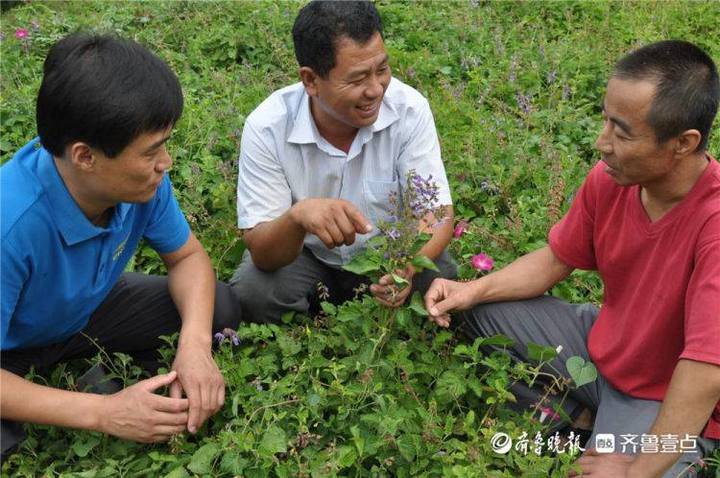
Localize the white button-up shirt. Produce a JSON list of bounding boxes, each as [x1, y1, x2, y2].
[[236, 77, 452, 267]]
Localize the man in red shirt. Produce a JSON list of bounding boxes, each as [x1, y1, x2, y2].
[[425, 40, 719, 478]]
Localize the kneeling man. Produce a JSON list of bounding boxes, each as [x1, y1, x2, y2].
[[232, 1, 456, 322], [426, 40, 720, 478], [1, 34, 240, 455]]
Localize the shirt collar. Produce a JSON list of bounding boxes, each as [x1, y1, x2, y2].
[[36, 145, 119, 246], [287, 88, 400, 146]]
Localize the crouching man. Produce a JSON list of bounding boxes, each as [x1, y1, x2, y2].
[[1, 34, 241, 456], [426, 40, 720, 478]]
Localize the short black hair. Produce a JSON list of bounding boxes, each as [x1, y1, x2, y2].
[[613, 40, 719, 151], [36, 33, 183, 158], [292, 1, 383, 78]]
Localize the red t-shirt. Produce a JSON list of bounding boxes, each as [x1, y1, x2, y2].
[[549, 157, 720, 439]]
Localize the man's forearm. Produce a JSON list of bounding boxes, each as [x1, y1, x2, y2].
[[167, 248, 215, 349], [243, 211, 306, 272], [417, 208, 454, 261], [468, 245, 574, 304], [628, 359, 720, 478], [0, 369, 104, 431]]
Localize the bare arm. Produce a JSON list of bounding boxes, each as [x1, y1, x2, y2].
[[244, 198, 373, 272], [160, 232, 225, 434], [0, 368, 188, 443], [425, 245, 573, 325], [628, 360, 720, 477]]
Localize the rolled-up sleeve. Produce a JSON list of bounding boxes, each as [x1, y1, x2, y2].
[[236, 119, 292, 229]]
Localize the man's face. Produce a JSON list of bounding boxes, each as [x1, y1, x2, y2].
[[310, 31, 391, 132], [88, 128, 173, 204], [595, 77, 677, 186]]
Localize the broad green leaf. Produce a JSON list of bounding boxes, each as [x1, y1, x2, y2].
[[342, 255, 381, 275], [411, 254, 439, 272], [389, 273, 407, 287], [336, 445, 357, 468], [476, 334, 515, 348], [163, 466, 190, 478], [187, 443, 219, 475], [527, 342, 559, 362], [566, 356, 598, 388], [408, 291, 428, 316], [71, 434, 100, 458], [397, 434, 418, 462], [320, 301, 337, 316], [259, 426, 287, 456]]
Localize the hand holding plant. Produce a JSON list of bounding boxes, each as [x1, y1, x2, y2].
[[343, 170, 447, 308]]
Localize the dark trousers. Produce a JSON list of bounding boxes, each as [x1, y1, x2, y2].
[[1, 272, 242, 456]]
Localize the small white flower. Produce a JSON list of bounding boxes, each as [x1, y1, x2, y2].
[[556, 345, 564, 354]]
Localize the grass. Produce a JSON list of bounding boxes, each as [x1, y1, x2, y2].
[[2, 1, 719, 476]]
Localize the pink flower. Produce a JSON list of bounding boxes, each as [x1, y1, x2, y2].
[[15, 28, 29, 40], [471, 253, 494, 271], [539, 406, 561, 423], [453, 220, 468, 238]]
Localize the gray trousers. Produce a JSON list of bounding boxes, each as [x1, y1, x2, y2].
[[459, 295, 718, 478], [230, 248, 457, 324]]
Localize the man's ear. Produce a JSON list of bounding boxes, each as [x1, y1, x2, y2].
[[299, 66, 320, 97], [674, 129, 702, 157], [67, 142, 96, 171]]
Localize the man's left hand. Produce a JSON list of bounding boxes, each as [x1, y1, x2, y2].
[[370, 265, 415, 308], [170, 340, 225, 434], [569, 450, 638, 477]]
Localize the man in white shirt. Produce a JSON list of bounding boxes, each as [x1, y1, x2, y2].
[[231, 1, 456, 323]]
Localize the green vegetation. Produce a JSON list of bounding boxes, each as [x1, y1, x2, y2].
[[2, 1, 719, 476]]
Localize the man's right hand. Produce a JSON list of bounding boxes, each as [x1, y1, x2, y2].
[[99, 370, 189, 443], [424, 278, 479, 328], [289, 199, 373, 248]]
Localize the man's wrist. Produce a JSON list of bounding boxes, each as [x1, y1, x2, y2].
[[178, 327, 212, 352]]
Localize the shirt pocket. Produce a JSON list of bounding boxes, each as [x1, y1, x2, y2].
[[363, 179, 399, 225]]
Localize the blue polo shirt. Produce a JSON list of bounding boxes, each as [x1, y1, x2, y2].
[[1, 138, 190, 351]]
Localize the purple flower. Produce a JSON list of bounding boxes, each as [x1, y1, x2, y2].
[[562, 84, 571, 101], [0, 32, 5, 42], [15, 28, 29, 40], [546, 70, 557, 84], [214, 332, 225, 346], [471, 253, 494, 271], [386, 227, 400, 240], [515, 92, 532, 115], [453, 220, 468, 238]]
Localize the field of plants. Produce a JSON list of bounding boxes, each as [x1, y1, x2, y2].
[[2, 1, 720, 477]]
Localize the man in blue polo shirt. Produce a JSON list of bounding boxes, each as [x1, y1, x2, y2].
[[0, 33, 240, 456]]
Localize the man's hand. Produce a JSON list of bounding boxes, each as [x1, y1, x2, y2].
[[424, 278, 479, 327], [170, 341, 225, 434], [99, 371, 189, 443], [371, 265, 415, 308], [569, 450, 637, 477], [290, 199, 372, 248]]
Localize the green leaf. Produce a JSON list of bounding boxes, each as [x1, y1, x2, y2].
[[408, 291, 428, 316], [527, 342, 559, 362], [476, 334, 514, 348], [163, 466, 190, 478], [188, 443, 219, 475], [411, 254, 439, 272], [342, 255, 381, 275], [336, 445, 357, 468], [566, 356, 598, 388], [397, 434, 418, 462], [259, 426, 287, 456], [71, 434, 100, 458], [391, 273, 409, 286], [320, 301, 337, 316]]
